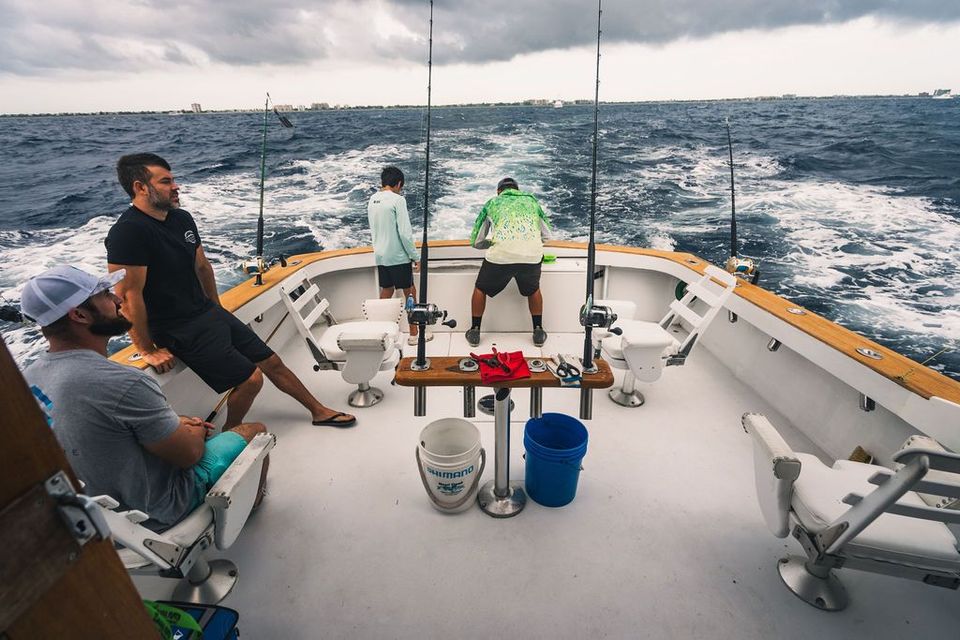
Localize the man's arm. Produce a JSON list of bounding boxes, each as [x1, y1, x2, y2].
[[194, 245, 221, 307], [470, 202, 492, 248], [143, 416, 208, 469], [109, 263, 176, 373], [472, 218, 493, 249]]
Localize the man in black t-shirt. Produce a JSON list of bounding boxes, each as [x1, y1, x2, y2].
[[106, 153, 356, 429]]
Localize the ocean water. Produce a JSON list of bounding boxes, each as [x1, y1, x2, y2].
[[0, 98, 958, 380]]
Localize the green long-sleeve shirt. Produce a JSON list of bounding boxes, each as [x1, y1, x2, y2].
[[470, 188, 551, 264]]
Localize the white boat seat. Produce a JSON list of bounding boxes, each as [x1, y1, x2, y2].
[[742, 413, 960, 611], [279, 277, 402, 407], [96, 432, 276, 604], [596, 265, 737, 407]]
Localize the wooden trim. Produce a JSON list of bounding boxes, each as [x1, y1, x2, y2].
[[110, 241, 960, 405]]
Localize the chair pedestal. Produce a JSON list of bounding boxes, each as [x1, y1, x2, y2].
[[172, 557, 239, 604], [349, 382, 384, 407], [777, 555, 848, 611], [608, 371, 644, 407]]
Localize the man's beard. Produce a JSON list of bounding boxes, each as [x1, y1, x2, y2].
[[88, 310, 133, 337], [146, 183, 176, 212]]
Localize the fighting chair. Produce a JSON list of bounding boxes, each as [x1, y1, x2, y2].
[[279, 276, 402, 407], [742, 413, 960, 611], [594, 265, 737, 406], [94, 432, 276, 604]]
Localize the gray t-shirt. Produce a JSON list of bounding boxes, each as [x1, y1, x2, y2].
[[24, 349, 196, 530]]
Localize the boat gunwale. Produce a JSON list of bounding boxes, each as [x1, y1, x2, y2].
[[108, 240, 960, 406]]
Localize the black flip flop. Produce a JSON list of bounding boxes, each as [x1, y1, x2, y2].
[[312, 412, 357, 428]]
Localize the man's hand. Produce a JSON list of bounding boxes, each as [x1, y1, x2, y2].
[[413, 261, 420, 272], [180, 415, 216, 440], [142, 347, 177, 374]]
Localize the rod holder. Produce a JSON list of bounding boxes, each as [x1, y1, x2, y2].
[[728, 310, 738, 323], [414, 386, 426, 417], [463, 386, 476, 418], [579, 388, 593, 420], [530, 387, 542, 418], [859, 393, 875, 412], [767, 338, 782, 352]]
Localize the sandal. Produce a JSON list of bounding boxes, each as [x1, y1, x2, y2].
[[312, 412, 357, 428]]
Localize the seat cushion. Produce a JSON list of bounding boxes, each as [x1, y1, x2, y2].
[[792, 453, 960, 568], [318, 321, 399, 360]]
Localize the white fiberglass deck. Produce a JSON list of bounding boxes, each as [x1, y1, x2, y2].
[[208, 330, 959, 639]]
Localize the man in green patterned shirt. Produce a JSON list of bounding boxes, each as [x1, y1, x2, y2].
[[466, 177, 551, 347]]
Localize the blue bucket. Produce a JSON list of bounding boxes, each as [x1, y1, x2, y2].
[[524, 413, 588, 507]]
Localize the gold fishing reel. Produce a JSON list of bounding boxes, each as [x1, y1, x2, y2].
[[724, 256, 759, 283]]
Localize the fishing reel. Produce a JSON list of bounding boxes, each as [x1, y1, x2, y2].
[[405, 301, 457, 329], [239, 255, 289, 285], [724, 256, 760, 284], [579, 296, 621, 334]]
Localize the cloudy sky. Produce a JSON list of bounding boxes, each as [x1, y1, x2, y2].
[[1, 0, 959, 113]]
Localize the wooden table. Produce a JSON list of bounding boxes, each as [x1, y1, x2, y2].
[[396, 356, 613, 517]]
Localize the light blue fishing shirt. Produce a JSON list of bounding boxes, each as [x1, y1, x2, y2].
[[367, 189, 419, 266]]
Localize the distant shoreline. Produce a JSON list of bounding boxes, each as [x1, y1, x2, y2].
[[0, 94, 945, 118]]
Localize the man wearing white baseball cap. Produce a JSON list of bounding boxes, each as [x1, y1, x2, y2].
[[21, 265, 268, 531]]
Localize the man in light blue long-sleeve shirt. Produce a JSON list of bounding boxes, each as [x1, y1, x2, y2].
[[367, 166, 430, 345]]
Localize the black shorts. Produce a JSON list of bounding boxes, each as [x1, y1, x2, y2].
[[152, 305, 275, 393], [475, 259, 542, 297], [377, 263, 414, 289]]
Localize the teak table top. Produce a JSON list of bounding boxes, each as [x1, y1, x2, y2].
[[394, 356, 614, 389]]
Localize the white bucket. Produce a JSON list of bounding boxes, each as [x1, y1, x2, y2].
[[416, 418, 486, 513]]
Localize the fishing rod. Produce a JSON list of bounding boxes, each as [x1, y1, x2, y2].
[[247, 92, 292, 286], [722, 118, 759, 284], [579, 0, 620, 382], [407, 0, 455, 374]]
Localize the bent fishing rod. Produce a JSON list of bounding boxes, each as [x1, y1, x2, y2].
[[408, 0, 455, 373], [579, 0, 621, 380], [722, 118, 759, 284]]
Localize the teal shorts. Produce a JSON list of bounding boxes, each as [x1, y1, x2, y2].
[[192, 431, 249, 507]]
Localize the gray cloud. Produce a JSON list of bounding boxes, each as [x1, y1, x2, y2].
[[1, 0, 958, 74]]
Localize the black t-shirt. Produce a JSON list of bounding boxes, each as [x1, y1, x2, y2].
[[106, 206, 213, 329]]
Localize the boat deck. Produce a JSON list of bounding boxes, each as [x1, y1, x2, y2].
[[201, 330, 959, 638]]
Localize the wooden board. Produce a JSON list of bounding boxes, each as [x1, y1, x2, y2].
[[395, 356, 613, 390]]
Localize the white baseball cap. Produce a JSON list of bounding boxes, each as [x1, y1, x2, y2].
[[21, 266, 126, 327]]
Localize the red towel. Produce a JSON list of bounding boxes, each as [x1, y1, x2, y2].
[[476, 350, 531, 384]]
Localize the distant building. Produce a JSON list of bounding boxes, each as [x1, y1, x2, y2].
[[311, 102, 330, 110], [919, 92, 931, 98], [273, 104, 294, 112], [522, 99, 550, 106], [781, 94, 797, 99], [190, 103, 202, 113]]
